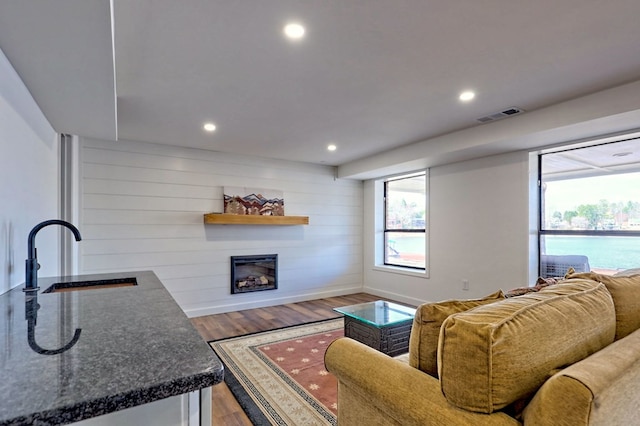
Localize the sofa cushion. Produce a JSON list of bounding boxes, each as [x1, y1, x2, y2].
[[522, 327, 640, 426], [408, 290, 505, 377], [438, 281, 616, 414], [567, 271, 640, 340]]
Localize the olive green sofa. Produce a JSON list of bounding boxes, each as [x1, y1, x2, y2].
[[325, 271, 640, 425]]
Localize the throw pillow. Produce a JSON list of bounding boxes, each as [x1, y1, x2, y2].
[[438, 281, 615, 414], [567, 271, 640, 340], [408, 289, 505, 377], [504, 276, 562, 298]]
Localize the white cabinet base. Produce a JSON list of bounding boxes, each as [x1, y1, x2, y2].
[[74, 387, 212, 426]]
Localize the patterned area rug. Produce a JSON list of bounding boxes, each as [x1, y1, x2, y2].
[[209, 319, 344, 425]]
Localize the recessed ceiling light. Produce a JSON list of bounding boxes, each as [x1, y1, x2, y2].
[[459, 91, 476, 102], [283, 23, 305, 40], [203, 122, 216, 132], [327, 144, 337, 152]]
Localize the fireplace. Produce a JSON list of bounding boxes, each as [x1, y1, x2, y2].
[[230, 254, 278, 294]]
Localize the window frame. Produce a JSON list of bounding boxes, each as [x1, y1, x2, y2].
[[382, 172, 427, 271], [537, 139, 640, 276]]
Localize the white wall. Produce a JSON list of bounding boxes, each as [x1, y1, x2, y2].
[[363, 151, 530, 306], [0, 48, 58, 295], [78, 137, 363, 316]]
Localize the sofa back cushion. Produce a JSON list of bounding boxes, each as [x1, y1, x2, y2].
[[614, 268, 640, 277], [522, 327, 640, 426], [567, 271, 640, 340], [408, 290, 505, 377], [438, 281, 615, 414]]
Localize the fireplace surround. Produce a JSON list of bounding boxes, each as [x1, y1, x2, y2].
[[230, 254, 278, 294]]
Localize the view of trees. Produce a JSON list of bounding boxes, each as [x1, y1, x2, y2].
[[386, 197, 425, 229], [548, 199, 640, 230]]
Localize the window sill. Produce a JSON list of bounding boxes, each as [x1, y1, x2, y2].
[[372, 265, 429, 279]]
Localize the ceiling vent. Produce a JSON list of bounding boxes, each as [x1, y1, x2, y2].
[[476, 107, 525, 123]]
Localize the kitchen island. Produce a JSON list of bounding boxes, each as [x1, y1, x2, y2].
[[0, 271, 223, 425]]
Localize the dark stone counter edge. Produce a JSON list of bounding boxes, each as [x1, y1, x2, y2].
[[1, 270, 224, 426], [5, 369, 224, 426]]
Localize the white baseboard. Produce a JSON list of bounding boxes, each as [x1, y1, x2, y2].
[[185, 286, 364, 318]]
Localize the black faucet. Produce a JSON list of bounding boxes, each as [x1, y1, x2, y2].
[[24, 220, 82, 292]]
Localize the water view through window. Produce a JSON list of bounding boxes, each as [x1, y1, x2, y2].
[[540, 139, 640, 275], [542, 235, 639, 271]]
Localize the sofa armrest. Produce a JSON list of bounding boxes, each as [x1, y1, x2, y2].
[[523, 327, 640, 425], [325, 337, 520, 426]]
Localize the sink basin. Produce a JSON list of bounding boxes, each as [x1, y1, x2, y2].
[[43, 277, 138, 293]]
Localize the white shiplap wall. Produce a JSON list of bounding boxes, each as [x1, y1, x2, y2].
[[78, 137, 363, 316]]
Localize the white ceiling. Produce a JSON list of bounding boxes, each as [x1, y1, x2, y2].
[[543, 138, 640, 178], [2, 0, 640, 167]]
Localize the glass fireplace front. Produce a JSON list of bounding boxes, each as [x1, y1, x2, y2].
[[230, 254, 278, 294]]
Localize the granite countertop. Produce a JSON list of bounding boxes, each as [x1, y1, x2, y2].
[[0, 271, 223, 426]]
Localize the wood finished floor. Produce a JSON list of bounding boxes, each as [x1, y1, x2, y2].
[[190, 293, 399, 426]]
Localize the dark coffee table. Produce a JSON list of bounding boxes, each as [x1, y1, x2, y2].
[[334, 300, 416, 356]]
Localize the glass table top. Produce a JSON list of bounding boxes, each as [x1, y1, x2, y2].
[[333, 300, 416, 328]]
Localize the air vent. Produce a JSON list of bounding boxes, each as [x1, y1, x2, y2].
[[476, 107, 524, 123]]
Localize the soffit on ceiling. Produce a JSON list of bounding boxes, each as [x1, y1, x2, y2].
[[0, 0, 116, 141], [2, 1, 640, 167]]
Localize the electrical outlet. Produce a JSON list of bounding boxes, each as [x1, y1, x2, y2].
[[462, 279, 469, 291]]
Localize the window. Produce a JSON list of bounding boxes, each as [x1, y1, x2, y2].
[[384, 172, 427, 269], [538, 139, 640, 277]]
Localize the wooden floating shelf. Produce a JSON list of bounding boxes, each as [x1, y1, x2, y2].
[[203, 213, 309, 226]]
